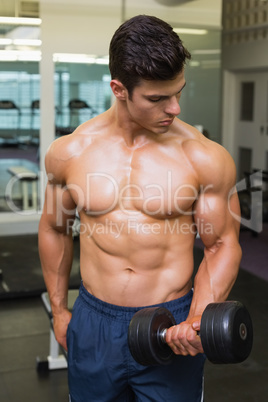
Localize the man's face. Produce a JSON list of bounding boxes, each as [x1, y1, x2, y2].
[[125, 71, 186, 134]]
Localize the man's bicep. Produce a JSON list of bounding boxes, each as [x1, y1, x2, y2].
[[41, 182, 77, 233], [194, 189, 240, 250], [228, 189, 241, 236]]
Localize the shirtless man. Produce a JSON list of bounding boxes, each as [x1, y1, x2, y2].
[[38, 15, 242, 402]]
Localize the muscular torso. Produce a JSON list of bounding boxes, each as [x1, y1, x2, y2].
[[56, 115, 206, 307]]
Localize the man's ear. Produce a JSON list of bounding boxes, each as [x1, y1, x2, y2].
[[110, 79, 128, 100]]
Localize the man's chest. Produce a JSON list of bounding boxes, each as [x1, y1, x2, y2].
[[66, 143, 199, 218]]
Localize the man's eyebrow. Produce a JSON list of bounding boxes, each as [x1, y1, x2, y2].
[[178, 81, 186, 93], [145, 81, 187, 99]]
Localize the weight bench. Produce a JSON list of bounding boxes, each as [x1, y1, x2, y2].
[[7, 166, 38, 210], [36, 289, 79, 372]]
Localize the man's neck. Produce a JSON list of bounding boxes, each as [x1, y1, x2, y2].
[[109, 103, 155, 148]]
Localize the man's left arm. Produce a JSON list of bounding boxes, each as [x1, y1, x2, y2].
[[166, 147, 242, 356]]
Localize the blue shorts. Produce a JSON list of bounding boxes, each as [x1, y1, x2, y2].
[[67, 283, 206, 402]]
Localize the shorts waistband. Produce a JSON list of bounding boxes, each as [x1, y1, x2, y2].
[[78, 282, 193, 322]]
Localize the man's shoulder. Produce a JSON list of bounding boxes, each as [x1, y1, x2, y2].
[[46, 131, 85, 165], [48, 113, 107, 158], [177, 122, 236, 188], [176, 119, 219, 155], [45, 115, 106, 182]]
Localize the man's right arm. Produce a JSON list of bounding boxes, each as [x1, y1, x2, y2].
[[38, 160, 77, 350]]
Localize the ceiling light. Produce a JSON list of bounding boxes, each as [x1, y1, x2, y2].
[[17, 51, 41, 61], [0, 50, 17, 61], [201, 59, 221, 68], [189, 60, 200, 67], [0, 50, 41, 62], [95, 58, 109, 65], [53, 53, 97, 63], [0, 38, 12, 45], [0, 17, 41, 26], [53, 53, 109, 65], [191, 49, 221, 55], [13, 39, 42, 46], [173, 28, 208, 35], [155, 0, 194, 5]]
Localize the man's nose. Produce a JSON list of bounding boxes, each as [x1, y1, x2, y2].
[[165, 97, 181, 116]]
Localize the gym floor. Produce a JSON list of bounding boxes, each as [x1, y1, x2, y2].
[[0, 239, 267, 401]]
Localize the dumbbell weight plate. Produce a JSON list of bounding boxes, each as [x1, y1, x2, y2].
[[128, 307, 176, 365], [200, 301, 253, 364]]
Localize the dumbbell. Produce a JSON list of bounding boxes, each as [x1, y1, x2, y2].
[[128, 301, 253, 366]]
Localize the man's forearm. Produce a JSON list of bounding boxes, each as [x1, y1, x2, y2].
[[188, 240, 242, 319], [39, 222, 74, 316]]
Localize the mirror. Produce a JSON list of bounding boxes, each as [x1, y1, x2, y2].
[[178, 29, 222, 143], [0, 19, 41, 214], [54, 60, 111, 137], [0, 61, 40, 214]]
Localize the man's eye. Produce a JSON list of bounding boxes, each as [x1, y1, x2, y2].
[[149, 98, 161, 103]]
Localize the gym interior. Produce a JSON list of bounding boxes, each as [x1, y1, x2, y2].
[[0, 0, 268, 401]]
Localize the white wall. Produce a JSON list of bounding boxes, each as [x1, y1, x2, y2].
[[221, 0, 268, 164], [222, 41, 268, 72]]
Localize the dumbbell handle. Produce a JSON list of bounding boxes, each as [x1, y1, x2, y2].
[[160, 328, 167, 343], [160, 327, 200, 344]]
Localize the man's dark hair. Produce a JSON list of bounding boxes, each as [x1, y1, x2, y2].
[[109, 15, 191, 98]]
